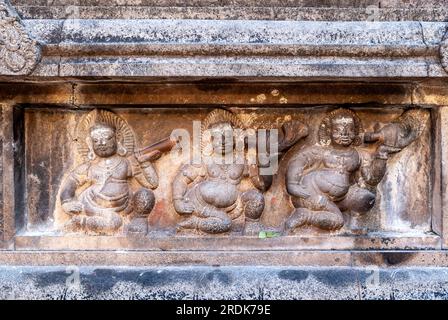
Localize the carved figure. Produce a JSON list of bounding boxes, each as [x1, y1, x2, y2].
[[59, 109, 161, 235], [172, 109, 308, 234], [285, 108, 428, 232]]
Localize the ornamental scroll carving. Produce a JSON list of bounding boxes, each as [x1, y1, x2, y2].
[[0, 0, 40, 75]]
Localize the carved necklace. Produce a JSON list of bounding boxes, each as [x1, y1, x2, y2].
[[96, 157, 123, 188], [98, 157, 122, 173]]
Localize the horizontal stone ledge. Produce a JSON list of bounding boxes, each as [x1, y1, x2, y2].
[[11, 0, 445, 9], [41, 43, 436, 58], [1, 250, 448, 267], [13, 234, 442, 251], [26, 20, 441, 47], [5, 81, 448, 106], [32, 58, 444, 78], [16, 19, 448, 78], [11, 0, 448, 22]]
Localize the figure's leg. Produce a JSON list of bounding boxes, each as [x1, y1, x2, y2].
[[63, 215, 87, 233], [286, 196, 344, 231], [178, 205, 231, 234], [286, 208, 344, 231], [197, 206, 232, 234], [286, 171, 345, 231], [85, 210, 123, 235]]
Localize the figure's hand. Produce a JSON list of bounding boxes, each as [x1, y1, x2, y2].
[[375, 144, 402, 159], [288, 184, 311, 199], [379, 144, 402, 154], [281, 120, 309, 147], [136, 150, 162, 163], [62, 200, 84, 215], [174, 199, 195, 215]]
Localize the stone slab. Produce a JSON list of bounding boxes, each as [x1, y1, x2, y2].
[[10, 0, 448, 21], [1, 265, 448, 299], [3, 250, 448, 267], [6, 81, 448, 106], [0, 250, 353, 267], [13, 234, 442, 251], [11, 19, 447, 79], [0, 82, 418, 106]]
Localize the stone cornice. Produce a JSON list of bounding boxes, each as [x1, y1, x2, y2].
[[4, 18, 448, 79], [0, 0, 40, 75]]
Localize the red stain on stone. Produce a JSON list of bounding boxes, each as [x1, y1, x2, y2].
[[148, 200, 177, 228], [148, 200, 166, 225]]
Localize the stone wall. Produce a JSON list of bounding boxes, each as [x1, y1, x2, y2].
[[1, 0, 448, 299]]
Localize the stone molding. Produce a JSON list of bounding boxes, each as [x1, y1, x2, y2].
[[11, 19, 447, 79], [439, 27, 448, 75], [0, 0, 447, 78]]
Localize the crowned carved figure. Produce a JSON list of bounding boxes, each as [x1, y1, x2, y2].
[[285, 108, 428, 232], [172, 109, 308, 235], [59, 109, 161, 235]]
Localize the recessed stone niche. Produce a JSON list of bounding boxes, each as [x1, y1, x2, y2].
[[8, 103, 435, 251]]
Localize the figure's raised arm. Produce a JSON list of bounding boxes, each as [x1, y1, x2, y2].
[[360, 109, 429, 188], [132, 158, 159, 189], [244, 163, 273, 192]]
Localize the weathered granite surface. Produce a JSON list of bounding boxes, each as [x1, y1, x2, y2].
[[10, 0, 448, 22], [0, 0, 446, 79], [20, 19, 448, 78], [1, 266, 448, 300]]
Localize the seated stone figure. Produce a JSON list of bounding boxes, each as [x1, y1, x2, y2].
[[59, 109, 159, 235], [172, 109, 308, 234], [285, 108, 428, 232]]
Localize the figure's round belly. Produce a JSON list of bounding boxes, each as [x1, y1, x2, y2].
[[198, 180, 239, 208], [93, 183, 129, 198], [313, 171, 350, 198]]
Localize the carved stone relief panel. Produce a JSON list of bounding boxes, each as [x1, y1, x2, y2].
[[57, 109, 168, 235], [285, 108, 429, 233], [21, 106, 431, 239], [172, 109, 308, 235]]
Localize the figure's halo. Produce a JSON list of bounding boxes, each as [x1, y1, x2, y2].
[[200, 108, 245, 152], [75, 109, 135, 159]]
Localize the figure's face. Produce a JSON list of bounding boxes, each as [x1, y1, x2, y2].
[[90, 125, 117, 158], [209, 122, 234, 155], [330, 116, 356, 146]]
